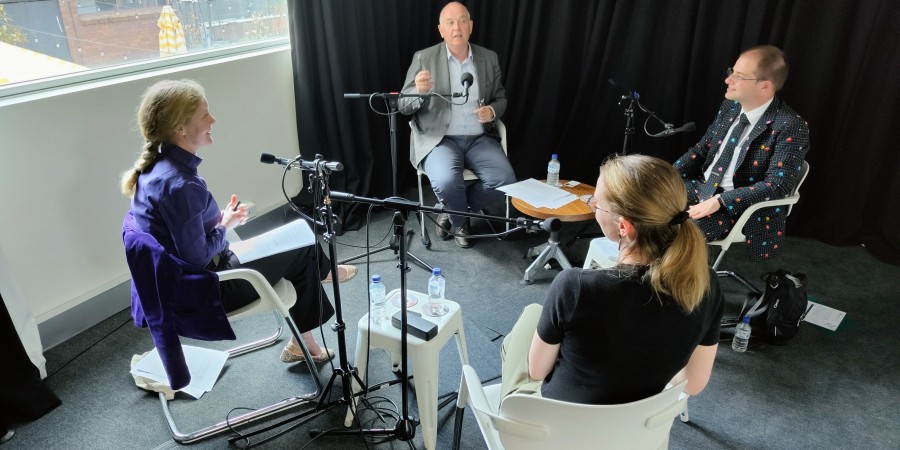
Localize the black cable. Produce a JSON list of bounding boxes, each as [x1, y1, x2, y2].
[[45, 314, 132, 380]]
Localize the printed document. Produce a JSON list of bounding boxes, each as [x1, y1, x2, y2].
[[228, 219, 315, 263]]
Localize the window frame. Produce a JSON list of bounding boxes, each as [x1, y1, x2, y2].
[[0, 36, 289, 102]]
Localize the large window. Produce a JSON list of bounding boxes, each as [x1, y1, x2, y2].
[[0, 0, 288, 89]]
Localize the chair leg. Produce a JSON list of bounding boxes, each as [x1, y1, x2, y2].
[[225, 310, 284, 357], [160, 316, 322, 443], [716, 270, 762, 294], [452, 405, 466, 450]]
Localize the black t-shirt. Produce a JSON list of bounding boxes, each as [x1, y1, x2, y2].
[[536, 266, 724, 404]]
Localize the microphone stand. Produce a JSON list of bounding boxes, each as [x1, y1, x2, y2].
[[234, 157, 546, 446], [340, 92, 447, 272]]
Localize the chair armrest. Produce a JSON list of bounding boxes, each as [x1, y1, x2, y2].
[[729, 193, 800, 237], [217, 268, 292, 320]]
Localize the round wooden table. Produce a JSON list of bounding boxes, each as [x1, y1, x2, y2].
[[508, 180, 596, 284], [509, 180, 595, 222]]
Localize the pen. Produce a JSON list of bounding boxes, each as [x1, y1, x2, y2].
[[233, 201, 241, 212]]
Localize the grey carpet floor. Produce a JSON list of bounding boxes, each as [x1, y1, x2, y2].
[[10, 191, 900, 449]]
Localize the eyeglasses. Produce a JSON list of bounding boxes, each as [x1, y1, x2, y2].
[[585, 195, 616, 215], [725, 67, 765, 83]]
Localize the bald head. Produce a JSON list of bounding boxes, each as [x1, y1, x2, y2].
[[438, 2, 473, 56]]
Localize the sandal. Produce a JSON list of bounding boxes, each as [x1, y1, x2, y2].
[[280, 342, 335, 364], [323, 264, 358, 284]]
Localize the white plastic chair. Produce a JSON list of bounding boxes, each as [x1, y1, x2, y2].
[[710, 161, 810, 293], [160, 268, 323, 443], [415, 120, 508, 247], [451, 365, 688, 450], [123, 216, 323, 443], [583, 237, 619, 269]]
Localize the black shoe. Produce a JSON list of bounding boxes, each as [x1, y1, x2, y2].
[[436, 213, 452, 240], [454, 225, 474, 248]]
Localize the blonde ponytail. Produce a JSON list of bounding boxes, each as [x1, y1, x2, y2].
[[599, 155, 710, 311], [121, 141, 161, 197]]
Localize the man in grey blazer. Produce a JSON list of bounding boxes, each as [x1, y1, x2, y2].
[[399, 2, 516, 248]]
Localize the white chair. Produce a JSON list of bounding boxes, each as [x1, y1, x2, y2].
[[415, 120, 508, 247], [452, 365, 688, 450], [710, 161, 810, 293], [159, 269, 324, 443], [123, 216, 322, 444], [583, 236, 619, 269]]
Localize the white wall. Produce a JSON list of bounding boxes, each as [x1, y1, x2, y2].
[[0, 47, 305, 348]]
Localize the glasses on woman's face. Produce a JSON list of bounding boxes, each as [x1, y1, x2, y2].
[[725, 67, 765, 83], [585, 195, 615, 215]]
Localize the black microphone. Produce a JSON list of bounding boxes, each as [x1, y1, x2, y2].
[[460, 72, 473, 98], [608, 78, 639, 101], [652, 122, 696, 137], [260, 152, 344, 172]]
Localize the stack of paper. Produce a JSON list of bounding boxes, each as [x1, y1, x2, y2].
[[130, 345, 228, 399], [228, 218, 315, 263], [499, 178, 578, 209]]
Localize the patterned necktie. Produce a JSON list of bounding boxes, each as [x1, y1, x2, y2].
[[699, 113, 750, 200]]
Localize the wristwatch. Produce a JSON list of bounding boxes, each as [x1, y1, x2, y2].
[[715, 194, 726, 208]]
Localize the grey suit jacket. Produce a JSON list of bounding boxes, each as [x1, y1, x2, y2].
[[399, 43, 507, 167]]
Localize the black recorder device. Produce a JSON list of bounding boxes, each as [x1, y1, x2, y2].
[[392, 310, 438, 341]]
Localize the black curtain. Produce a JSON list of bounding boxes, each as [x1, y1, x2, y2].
[[288, 0, 900, 262], [0, 294, 61, 429]]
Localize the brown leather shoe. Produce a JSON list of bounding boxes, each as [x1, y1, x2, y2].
[[454, 225, 474, 248], [436, 213, 452, 240]]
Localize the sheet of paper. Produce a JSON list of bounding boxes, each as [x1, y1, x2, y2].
[[802, 301, 846, 331], [131, 345, 229, 399], [228, 218, 315, 263], [499, 178, 577, 208]]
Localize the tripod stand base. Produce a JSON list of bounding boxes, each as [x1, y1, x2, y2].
[[339, 230, 433, 272], [522, 230, 573, 284]]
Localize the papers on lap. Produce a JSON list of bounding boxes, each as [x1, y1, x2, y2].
[[228, 218, 315, 263]]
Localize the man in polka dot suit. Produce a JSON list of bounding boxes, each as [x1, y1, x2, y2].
[[674, 45, 809, 261]]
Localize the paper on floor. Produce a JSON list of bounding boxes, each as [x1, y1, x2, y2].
[[130, 345, 228, 399]]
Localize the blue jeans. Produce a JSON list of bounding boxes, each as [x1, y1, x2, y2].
[[421, 134, 516, 227]]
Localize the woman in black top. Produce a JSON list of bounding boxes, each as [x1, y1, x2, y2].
[[500, 154, 724, 404]]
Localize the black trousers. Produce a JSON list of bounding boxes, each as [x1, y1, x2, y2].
[[218, 243, 335, 334]]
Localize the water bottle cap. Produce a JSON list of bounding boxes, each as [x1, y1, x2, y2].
[[432, 267, 442, 275], [551, 153, 558, 159], [372, 274, 381, 283], [742, 316, 751, 324]]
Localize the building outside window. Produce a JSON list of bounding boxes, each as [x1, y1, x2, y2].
[[0, 0, 288, 88]]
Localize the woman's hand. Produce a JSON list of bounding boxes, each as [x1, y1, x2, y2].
[[220, 194, 249, 230]]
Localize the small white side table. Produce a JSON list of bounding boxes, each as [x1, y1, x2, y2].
[[344, 289, 469, 450]]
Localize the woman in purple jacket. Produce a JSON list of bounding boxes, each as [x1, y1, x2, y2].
[[122, 79, 341, 364]]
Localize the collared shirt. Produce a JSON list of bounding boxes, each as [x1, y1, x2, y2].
[[704, 97, 774, 191], [445, 43, 483, 136], [130, 143, 227, 267]]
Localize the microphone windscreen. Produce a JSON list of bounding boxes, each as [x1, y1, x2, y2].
[[461, 72, 474, 86], [683, 122, 696, 132], [260, 152, 276, 164]]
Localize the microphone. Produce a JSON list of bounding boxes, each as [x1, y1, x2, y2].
[[460, 72, 473, 98], [515, 216, 561, 233], [651, 122, 696, 138], [608, 78, 639, 101], [260, 152, 344, 172]]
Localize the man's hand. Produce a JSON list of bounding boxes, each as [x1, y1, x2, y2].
[[474, 105, 495, 123], [415, 70, 433, 94], [688, 196, 721, 219]]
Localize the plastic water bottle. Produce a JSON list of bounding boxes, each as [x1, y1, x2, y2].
[[427, 267, 446, 316], [732, 316, 752, 352], [369, 274, 386, 325], [546, 154, 561, 187]]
